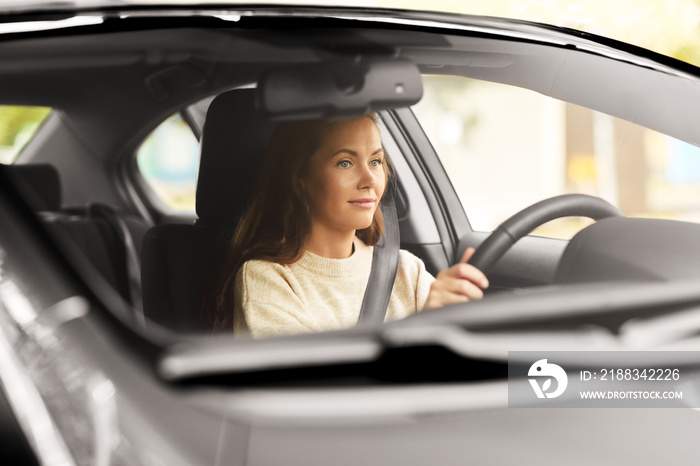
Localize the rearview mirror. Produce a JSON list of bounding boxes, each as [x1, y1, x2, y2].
[[258, 58, 423, 120]]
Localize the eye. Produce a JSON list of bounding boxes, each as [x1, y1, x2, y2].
[[370, 159, 383, 167], [337, 160, 351, 168]]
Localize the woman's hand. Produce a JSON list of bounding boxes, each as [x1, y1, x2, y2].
[[424, 248, 489, 309]]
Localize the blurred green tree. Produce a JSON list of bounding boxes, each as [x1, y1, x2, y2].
[[0, 106, 51, 164]]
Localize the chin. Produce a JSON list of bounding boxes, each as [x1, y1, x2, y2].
[[343, 211, 376, 232], [356, 220, 375, 231], [347, 220, 374, 232]]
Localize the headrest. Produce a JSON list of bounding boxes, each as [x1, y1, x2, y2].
[[5, 163, 62, 211], [195, 89, 275, 227]]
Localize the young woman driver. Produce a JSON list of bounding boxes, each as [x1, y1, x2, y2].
[[200, 114, 488, 337]]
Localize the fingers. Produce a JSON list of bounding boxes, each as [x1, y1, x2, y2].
[[460, 247, 475, 264], [438, 261, 489, 290], [425, 258, 490, 309], [425, 278, 478, 310], [435, 275, 485, 300]]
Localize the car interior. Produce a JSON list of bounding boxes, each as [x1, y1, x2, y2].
[[2, 15, 700, 344], [4, 10, 700, 466], [6, 162, 148, 311]]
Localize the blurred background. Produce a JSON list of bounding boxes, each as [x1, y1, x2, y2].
[[4, 0, 700, 238]]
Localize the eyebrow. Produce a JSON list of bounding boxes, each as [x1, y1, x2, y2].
[[330, 148, 384, 158]]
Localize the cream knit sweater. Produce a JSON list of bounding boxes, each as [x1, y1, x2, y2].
[[233, 237, 435, 338]]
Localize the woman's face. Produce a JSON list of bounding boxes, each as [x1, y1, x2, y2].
[[303, 117, 386, 236]]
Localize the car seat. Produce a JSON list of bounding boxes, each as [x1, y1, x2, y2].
[[141, 89, 275, 333], [4, 163, 148, 316]]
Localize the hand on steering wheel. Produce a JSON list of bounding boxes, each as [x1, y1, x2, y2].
[[424, 247, 489, 309], [425, 194, 623, 310]]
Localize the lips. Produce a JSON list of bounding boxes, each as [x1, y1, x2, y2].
[[348, 198, 377, 209]]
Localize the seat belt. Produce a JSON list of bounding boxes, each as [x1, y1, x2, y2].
[[86, 203, 146, 328], [357, 176, 400, 326]]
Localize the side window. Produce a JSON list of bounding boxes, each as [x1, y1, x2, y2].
[[136, 114, 199, 212], [412, 75, 700, 239], [0, 106, 52, 164]]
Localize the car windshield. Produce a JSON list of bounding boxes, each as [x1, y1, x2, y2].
[[2, 7, 700, 365], [7, 9, 700, 466], [413, 75, 700, 237]]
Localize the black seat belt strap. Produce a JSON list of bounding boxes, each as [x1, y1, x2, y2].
[[357, 176, 400, 326]]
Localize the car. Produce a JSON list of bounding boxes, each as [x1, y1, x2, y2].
[[2, 1, 700, 465]]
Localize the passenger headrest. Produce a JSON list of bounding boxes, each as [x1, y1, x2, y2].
[[5, 163, 62, 211], [195, 89, 275, 227]]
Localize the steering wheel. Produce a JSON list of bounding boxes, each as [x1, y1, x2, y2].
[[467, 194, 624, 274]]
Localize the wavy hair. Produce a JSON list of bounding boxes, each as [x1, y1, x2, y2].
[[199, 113, 390, 331]]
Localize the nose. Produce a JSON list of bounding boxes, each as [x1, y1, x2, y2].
[[358, 164, 376, 190]]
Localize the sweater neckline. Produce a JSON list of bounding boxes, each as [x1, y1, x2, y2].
[[296, 237, 372, 277]]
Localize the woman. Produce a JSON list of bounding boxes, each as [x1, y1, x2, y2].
[[200, 114, 488, 337]]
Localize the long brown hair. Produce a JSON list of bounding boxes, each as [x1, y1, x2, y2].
[[199, 113, 391, 331]]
